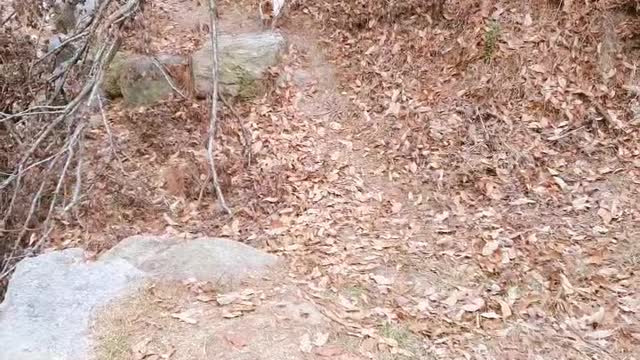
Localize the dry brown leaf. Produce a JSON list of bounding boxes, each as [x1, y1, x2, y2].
[[582, 307, 605, 327], [196, 294, 215, 302], [222, 309, 243, 319], [530, 64, 547, 73], [553, 176, 569, 191], [224, 333, 248, 348], [379, 336, 399, 348], [392, 347, 415, 357], [585, 329, 614, 340], [132, 337, 152, 360], [391, 201, 403, 214], [314, 332, 330, 347], [314, 345, 345, 357], [481, 240, 500, 256], [481, 312, 500, 319], [560, 274, 575, 295], [597, 207, 612, 225], [498, 299, 512, 319], [216, 292, 240, 306], [462, 297, 486, 312], [572, 196, 590, 211], [386, 102, 401, 117], [443, 291, 461, 307], [170, 311, 198, 324], [371, 274, 394, 286]]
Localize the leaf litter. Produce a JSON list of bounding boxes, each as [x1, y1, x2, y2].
[[65, 0, 640, 358]]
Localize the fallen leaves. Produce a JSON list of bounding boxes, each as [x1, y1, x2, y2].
[[76, 0, 640, 358], [215, 289, 258, 318]]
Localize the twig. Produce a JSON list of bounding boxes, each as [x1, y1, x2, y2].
[[0, 9, 16, 27], [39, 123, 85, 248], [2, 165, 22, 225], [197, 173, 211, 204], [15, 155, 60, 246], [206, 0, 231, 215], [63, 140, 84, 214], [220, 94, 253, 167], [33, 31, 89, 66], [1, 120, 22, 145], [0, 110, 66, 123], [0, 263, 18, 283], [97, 94, 125, 170], [152, 57, 187, 99]]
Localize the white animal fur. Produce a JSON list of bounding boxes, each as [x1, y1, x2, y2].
[[259, 0, 285, 26]]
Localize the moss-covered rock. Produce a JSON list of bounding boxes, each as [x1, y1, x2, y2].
[[103, 52, 128, 98], [103, 54, 188, 106], [191, 32, 286, 99]]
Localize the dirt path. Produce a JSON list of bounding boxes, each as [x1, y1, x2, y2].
[[270, 17, 489, 360]]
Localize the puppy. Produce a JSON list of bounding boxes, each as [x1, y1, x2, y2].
[[259, 0, 285, 28]]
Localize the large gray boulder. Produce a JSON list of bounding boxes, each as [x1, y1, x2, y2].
[[0, 236, 278, 360], [0, 249, 146, 360], [192, 32, 287, 99], [102, 235, 279, 282]]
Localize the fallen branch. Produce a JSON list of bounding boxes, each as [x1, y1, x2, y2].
[[206, 0, 231, 215]]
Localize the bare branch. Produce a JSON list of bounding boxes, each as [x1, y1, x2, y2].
[[152, 57, 187, 99], [206, 0, 231, 214], [1, 0, 144, 286]]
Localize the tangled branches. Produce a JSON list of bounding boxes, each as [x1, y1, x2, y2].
[[0, 0, 143, 293]]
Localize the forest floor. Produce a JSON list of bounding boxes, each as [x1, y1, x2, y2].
[[56, 0, 640, 358]]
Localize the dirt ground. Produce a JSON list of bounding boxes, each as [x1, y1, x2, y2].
[[59, 0, 640, 358]]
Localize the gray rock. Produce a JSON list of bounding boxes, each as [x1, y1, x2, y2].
[[192, 32, 286, 99], [117, 54, 189, 106], [0, 236, 278, 360], [0, 249, 146, 360], [103, 235, 279, 282]]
